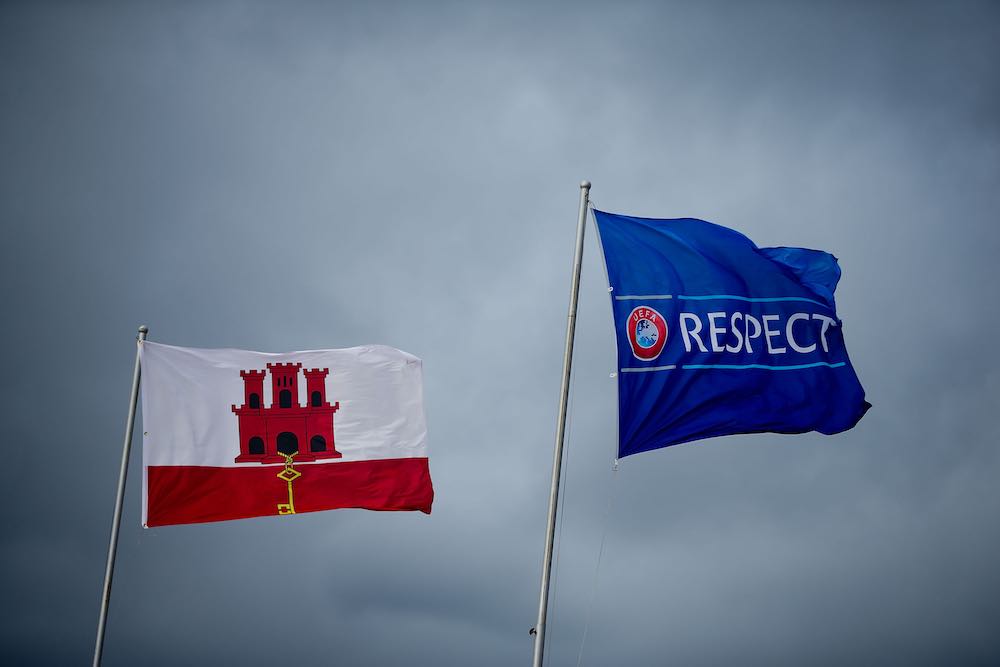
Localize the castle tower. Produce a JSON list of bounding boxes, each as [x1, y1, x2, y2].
[[267, 362, 302, 409], [239, 370, 266, 410], [303, 368, 330, 407], [234, 363, 340, 464]]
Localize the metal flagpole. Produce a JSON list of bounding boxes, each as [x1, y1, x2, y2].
[[531, 181, 590, 667], [93, 324, 148, 667]]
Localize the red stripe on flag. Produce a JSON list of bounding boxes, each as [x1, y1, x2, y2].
[[146, 458, 433, 527]]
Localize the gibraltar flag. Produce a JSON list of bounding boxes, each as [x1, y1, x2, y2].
[[139, 341, 433, 527]]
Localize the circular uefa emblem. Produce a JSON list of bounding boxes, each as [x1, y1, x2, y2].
[[627, 306, 668, 361]]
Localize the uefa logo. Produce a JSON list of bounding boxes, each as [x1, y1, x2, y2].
[[626, 306, 667, 361]]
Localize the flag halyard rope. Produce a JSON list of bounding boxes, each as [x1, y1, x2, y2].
[[575, 463, 619, 667], [545, 325, 581, 659]]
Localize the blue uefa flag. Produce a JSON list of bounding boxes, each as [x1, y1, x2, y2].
[[593, 209, 870, 459]]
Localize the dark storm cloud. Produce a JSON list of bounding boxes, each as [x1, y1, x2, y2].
[[1, 1, 998, 665]]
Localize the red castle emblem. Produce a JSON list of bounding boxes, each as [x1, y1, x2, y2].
[[231, 363, 341, 464]]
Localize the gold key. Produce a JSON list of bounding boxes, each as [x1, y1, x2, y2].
[[275, 452, 302, 515]]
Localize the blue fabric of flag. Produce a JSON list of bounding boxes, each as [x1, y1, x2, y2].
[[593, 209, 870, 459]]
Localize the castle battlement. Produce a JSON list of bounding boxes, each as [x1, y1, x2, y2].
[[266, 362, 302, 371], [233, 364, 341, 464]]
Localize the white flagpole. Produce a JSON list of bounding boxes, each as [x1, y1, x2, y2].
[[93, 324, 148, 667], [532, 181, 591, 667]]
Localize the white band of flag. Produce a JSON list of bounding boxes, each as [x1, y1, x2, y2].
[[614, 294, 673, 300]]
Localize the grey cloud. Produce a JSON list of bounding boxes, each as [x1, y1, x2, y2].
[[1, 1, 998, 665]]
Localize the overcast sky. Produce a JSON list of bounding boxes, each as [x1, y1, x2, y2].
[[2, 1, 999, 665]]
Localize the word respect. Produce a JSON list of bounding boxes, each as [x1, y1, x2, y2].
[[678, 311, 838, 355]]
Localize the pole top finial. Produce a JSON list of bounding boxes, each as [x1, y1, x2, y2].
[[138, 325, 149, 334], [580, 180, 591, 189]]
